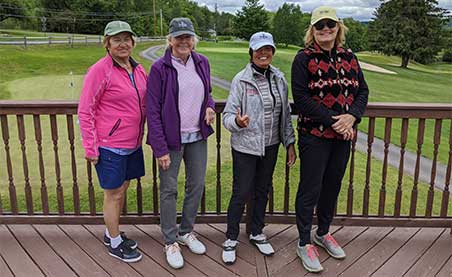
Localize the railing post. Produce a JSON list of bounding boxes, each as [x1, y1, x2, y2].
[[23, 36, 27, 48]]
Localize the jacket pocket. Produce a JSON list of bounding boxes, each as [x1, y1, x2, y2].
[[108, 119, 121, 136]]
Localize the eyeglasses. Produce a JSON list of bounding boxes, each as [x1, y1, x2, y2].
[[313, 20, 337, 31], [110, 37, 133, 45]]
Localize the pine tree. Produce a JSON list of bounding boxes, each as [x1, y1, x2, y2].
[[369, 0, 446, 67], [233, 0, 269, 40]]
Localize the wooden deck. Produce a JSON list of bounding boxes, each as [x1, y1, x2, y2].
[[0, 224, 451, 276]]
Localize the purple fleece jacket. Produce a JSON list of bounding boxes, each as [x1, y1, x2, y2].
[[145, 48, 215, 158]]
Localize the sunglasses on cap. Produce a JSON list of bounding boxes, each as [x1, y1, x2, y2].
[[314, 19, 337, 31]]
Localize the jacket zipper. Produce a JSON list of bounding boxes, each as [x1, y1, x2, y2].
[[123, 66, 143, 147]]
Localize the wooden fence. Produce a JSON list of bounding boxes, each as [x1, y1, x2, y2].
[[0, 101, 451, 230]]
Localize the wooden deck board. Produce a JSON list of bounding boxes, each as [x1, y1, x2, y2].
[[0, 225, 44, 276], [269, 225, 358, 277], [404, 229, 452, 277], [195, 223, 257, 265], [59, 225, 141, 276], [2, 224, 448, 277], [340, 227, 418, 276], [372, 227, 444, 276], [8, 224, 77, 276], [85, 225, 174, 277], [309, 226, 393, 276], [34, 225, 109, 277], [436, 255, 452, 277], [0, 253, 13, 277], [140, 225, 251, 276]]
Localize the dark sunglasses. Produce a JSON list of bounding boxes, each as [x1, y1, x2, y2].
[[314, 20, 337, 31]]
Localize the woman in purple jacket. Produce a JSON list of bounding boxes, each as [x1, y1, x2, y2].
[[146, 17, 215, 269]]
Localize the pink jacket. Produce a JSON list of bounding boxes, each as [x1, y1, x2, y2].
[[78, 54, 147, 157]]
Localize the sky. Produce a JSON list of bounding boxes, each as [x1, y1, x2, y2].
[[192, 0, 452, 21]]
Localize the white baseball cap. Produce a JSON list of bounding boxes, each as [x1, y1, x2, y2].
[[249, 32, 275, 51]]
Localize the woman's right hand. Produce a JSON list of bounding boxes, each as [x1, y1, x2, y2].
[[85, 156, 99, 165], [158, 154, 171, 170], [235, 108, 249, 128]]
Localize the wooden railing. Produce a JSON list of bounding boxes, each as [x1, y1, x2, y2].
[[0, 101, 451, 229]]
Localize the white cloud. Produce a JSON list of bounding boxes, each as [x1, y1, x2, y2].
[[193, 0, 452, 21]]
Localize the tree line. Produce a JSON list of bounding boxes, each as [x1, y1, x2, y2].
[[1, 0, 451, 67]]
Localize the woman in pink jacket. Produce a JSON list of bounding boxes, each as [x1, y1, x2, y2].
[[78, 21, 146, 263]]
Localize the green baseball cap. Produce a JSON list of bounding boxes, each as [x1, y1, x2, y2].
[[310, 6, 339, 25], [104, 20, 136, 37]]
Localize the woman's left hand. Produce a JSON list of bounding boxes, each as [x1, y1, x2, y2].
[[287, 144, 297, 167], [332, 114, 356, 134], [205, 107, 215, 125]]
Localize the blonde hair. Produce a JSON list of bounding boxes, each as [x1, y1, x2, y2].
[[304, 20, 348, 48], [103, 33, 136, 52], [165, 34, 199, 50]]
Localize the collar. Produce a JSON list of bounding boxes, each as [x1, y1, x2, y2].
[[251, 63, 272, 78], [171, 54, 192, 65]]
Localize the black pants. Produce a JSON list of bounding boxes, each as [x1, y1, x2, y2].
[[226, 144, 279, 240], [295, 134, 351, 246]]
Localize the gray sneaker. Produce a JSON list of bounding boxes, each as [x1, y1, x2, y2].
[[296, 243, 323, 273], [313, 232, 346, 259]]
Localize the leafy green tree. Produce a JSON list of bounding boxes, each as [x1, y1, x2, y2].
[[343, 18, 368, 52], [272, 3, 304, 47], [369, 0, 446, 67], [0, 0, 26, 22], [233, 0, 269, 40]]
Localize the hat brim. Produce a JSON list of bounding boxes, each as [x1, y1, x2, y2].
[[105, 30, 137, 37], [250, 41, 276, 51], [170, 30, 196, 37], [311, 16, 339, 25]]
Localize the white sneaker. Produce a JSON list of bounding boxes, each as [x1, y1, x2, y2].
[[222, 239, 238, 265], [164, 242, 184, 269], [177, 232, 206, 254], [249, 233, 274, 256]]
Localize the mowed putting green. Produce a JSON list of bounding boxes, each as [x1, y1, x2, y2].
[[7, 74, 84, 100]]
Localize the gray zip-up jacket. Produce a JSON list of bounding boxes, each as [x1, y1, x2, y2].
[[223, 63, 295, 156]]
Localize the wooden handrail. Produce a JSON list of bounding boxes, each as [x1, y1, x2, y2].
[[0, 100, 451, 227]]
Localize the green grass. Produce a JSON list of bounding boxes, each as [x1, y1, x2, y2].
[[0, 40, 450, 217]]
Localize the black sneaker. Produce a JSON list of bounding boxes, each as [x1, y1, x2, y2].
[[108, 241, 142, 263], [104, 231, 138, 249]]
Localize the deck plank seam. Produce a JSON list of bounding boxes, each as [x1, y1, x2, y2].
[[188, 225, 256, 275], [0, 251, 14, 275], [435, 252, 452, 276], [56, 224, 112, 276], [337, 227, 395, 276], [402, 228, 446, 276], [32, 224, 81, 276], [369, 227, 421, 276], [5, 224, 47, 276]]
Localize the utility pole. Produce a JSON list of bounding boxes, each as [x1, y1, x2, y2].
[[160, 8, 163, 37], [153, 0, 157, 36]]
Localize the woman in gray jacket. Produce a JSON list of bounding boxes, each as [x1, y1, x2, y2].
[[221, 31, 296, 264]]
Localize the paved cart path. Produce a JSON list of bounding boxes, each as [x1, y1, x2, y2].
[[140, 45, 450, 191]]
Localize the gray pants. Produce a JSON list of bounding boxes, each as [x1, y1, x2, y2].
[[159, 140, 207, 245]]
